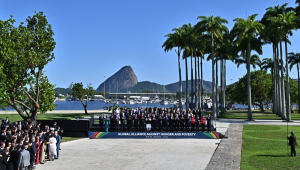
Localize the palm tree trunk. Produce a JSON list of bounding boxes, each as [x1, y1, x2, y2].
[[216, 59, 219, 117], [194, 52, 197, 109], [185, 57, 189, 111], [297, 63, 300, 113], [224, 59, 227, 112], [277, 44, 282, 117], [198, 56, 200, 109], [247, 41, 252, 120], [272, 44, 276, 114], [177, 47, 182, 110], [221, 58, 224, 114], [201, 57, 204, 109], [280, 41, 286, 119], [285, 39, 291, 121], [211, 36, 216, 118], [191, 51, 194, 110]]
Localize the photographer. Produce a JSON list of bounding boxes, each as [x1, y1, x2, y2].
[[0, 148, 9, 170]]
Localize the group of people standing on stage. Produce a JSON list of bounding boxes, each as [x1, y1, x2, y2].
[[98, 107, 213, 133]]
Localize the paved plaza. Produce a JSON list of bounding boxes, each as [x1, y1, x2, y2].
[[34, 119, 300, 170]]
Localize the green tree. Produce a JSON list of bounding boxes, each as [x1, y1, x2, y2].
[[288, 52, 300, 112], [0, 12, 56, 123], [195, 15, 229, 118], [229, 71, 272, 112], [232, 14, 264, 120], [69, 83, 94, 114]]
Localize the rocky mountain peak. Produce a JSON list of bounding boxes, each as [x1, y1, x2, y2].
[[97, 65, 138, 92]]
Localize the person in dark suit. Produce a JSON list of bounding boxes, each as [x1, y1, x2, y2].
[[139, 113, 145, 132], [180, 115, 185, 132], [127, 114, 132, 132], [5, 117, 10, 127], [196, 115, 200, 132], [121, 112, 126, 132], [185, 112, 190, 132], [53, 121, 58, 130], [35, 122, 41, 132], [0, 130, 6, 142], [1, 120, 6, 131], [164, 113, 169, 132], [99, 114, 104, 131], [29, 138, 37, 170], [124, 107, 128, 117], [134, 114, 139, 132], [17, 122, 22, 132], [115, 113, 120, 132], [110, 113, 115, 132], [9, 145, 21, 170], [158, 114, 163, 132], [207, 114, 212, 132], [287, 131, 297, 157], [169, 114, 174, 132], [174, 114, 179, 132]]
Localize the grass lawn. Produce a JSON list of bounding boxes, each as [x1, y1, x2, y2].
[[241, 125, 300, 170], [218, 110, 300, 120], [61, 137, 86, 143], [0, 113, 111, 123]]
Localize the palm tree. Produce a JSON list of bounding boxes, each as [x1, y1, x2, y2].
[[195, 15, 229, 118], [207, 33, 233, 115], [288, 52, 300, 113], [261, 3, 289, 118], [234, 53, 261, 69], [182, 23, 198, 110], [162, 27, 185, 110], [269, 12, 298, 121], [232, 14, 264, 120], [261, 58, 275, 112]]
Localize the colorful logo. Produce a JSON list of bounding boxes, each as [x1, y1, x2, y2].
[[89, 132, 109, 139], [203, 132, 219, 139]]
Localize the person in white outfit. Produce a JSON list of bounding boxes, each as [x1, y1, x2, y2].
[[48, 134, 57, 161]]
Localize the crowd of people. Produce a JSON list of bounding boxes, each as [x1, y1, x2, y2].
[[0, 118, 62, 170], [99, 107, 213, 132]]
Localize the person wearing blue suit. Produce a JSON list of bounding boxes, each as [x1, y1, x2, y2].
[[54, 131, 61, 159], [5, 117, 10, 126]]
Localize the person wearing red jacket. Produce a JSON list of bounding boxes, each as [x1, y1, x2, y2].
[[201, 116, 206, 132], [191, 115, 196, 132]]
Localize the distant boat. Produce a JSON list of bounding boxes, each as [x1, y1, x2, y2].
[[122, 100, 126, 104], [135, 100, 142, 104], [160, 100, 168, 105], [126, 100, 135, 104]]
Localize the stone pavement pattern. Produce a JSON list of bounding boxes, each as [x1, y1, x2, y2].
[[35, 138, 220, 170], [206, 124, 243, 170]]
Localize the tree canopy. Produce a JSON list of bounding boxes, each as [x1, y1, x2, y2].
[[0, 11, 56, 123]]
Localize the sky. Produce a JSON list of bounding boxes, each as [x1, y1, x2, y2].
[[1, 0, 300, 89]]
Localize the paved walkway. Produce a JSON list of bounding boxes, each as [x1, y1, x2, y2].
[[206, 124, 243, 170], [35, 138, 220, 170]]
